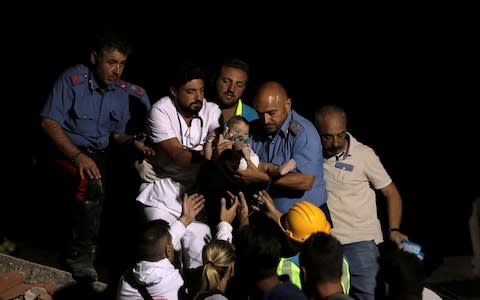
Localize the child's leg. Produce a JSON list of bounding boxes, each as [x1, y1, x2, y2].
[[277, 159, 296, 176]]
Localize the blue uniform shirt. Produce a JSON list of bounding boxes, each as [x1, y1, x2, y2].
[[250, 110, 327, 213], [40, 64, 132, 150]]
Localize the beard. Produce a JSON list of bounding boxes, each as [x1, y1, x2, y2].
[[179, 100, 203, 115], [323, 147, 343, 159]]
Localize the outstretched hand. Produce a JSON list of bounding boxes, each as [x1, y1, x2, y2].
[[252, 190, 283, 223], [179, 193, 205, 226], [220, 191, 240, 224]]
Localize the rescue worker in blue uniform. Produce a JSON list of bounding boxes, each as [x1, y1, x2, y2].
[[234, 81, 330, 219], [39, 30, 153, 283]]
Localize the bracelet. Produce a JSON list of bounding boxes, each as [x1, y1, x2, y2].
[[390, 228, 401, 232], [71, 151, 82, 161]]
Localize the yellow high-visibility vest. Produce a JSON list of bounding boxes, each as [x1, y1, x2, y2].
[[276, 255, 351, 295], [235, 99, 243, 116]]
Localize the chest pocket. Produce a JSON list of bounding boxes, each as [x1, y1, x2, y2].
[[70, 97, 97, 136], [107, 92, 130, 132], [334, 161, 354, 183]]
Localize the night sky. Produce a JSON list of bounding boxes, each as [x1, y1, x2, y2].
[[5, 4, 477, 267]]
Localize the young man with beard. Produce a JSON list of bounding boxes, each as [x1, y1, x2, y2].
[[135, 62, 222, 271], [212, 58, 258, 124]]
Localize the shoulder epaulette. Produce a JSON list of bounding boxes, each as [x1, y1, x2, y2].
[[119, 80, 145, 96], [288, 120, 304, 135], [70, 74, 87, 85]]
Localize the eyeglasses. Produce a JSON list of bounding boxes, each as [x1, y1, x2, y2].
[[177, 113, 204, 150]]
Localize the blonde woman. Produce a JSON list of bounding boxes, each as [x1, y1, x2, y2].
[[194, 240, 236, 300]]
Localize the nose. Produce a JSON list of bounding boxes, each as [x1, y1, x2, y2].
[[195, 90, 204, 100], [333, 136, 342, 147], [260, 113, 270, 124], [112, 64, 120, 75]]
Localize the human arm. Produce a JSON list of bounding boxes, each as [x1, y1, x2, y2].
[[111, 132, 155, 156], [234, 123, 318, 190], [154, 138, 205, 166], [41, 117, 100, 180], [379, 182, 409, 247], [234, 158, 314, 190], [203, 131, 216, 160], [252, 190, 283, 223], [170, 193, 206, 250], [216, 191, 240, 242]]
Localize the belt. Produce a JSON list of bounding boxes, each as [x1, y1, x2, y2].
[[80, 147, 105, 155]]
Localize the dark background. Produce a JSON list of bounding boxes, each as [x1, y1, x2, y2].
[[3, 3, 477, 272]]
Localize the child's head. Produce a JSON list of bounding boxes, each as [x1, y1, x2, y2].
[[225, 116, 249, 143]]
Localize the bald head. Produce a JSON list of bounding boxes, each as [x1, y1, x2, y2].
[[314, 105, 348, 158], [253, 81, 291, 134]]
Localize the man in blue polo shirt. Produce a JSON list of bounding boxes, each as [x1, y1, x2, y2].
[[234, 81, 329, 217]]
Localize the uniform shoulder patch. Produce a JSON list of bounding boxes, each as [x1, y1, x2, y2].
[[288, 120, 304, 135], [70, 74, 86, 85], [130, 84, 145, 96], [119, 80, 128, 89], [119, 80, 145, 96]]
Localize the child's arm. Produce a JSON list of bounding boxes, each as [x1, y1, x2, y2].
[[203, 131, 216, 160]]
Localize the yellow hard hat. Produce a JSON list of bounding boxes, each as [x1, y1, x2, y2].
[[279, 200, 331, 243]]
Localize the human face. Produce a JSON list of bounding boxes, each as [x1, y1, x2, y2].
[[166, 235, 175, 263], [254, 92, 291, 134], [226, 121, 249, 142], [316, 113, 347, 158], [172, 79, 205, 116], [215, 66, 248, 108], [91, 49, 128, 86]]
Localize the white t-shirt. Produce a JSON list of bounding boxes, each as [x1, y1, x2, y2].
[[137, 96, 221, 217], [117, 259, 184, 300], [422, 287, 442, 300]]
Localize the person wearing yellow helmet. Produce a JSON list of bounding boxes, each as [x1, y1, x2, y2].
[[251, 190, 351, 296]]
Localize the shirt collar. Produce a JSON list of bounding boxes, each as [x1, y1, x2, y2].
[[87, 69, 117, 92], [278, 110, 293, 137]]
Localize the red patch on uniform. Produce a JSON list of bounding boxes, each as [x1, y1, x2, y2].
[[71, 74, 81, 85], [133, 85, 143, 95], [119, 80, 127, 89]]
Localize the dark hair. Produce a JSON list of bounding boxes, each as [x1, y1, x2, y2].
[[138, 219, 171, 261], [220, 57, 250, 78], [376, 250, 425, 300], [170, 61, 206, 90], [236, 217, 283, 281], [226, 115, 249, 129], [91, 30, 132, 56], [299, 232, 343, 284]]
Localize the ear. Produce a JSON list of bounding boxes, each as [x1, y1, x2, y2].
[[285, 98, 292, 112], [165, 241, 174, 262], [300, 266, 307, 282], [90, 51, 97, 65], [170, 86, 177, 98]]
